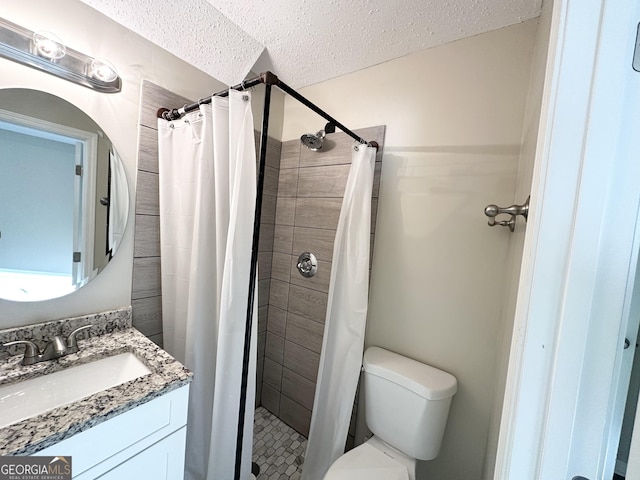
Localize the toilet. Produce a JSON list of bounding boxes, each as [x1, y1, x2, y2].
[[323, 346, 457, 480]]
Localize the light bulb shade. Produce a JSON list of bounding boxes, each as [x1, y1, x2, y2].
[[33, 31, 66, 60], [90, 58, 118, 83]]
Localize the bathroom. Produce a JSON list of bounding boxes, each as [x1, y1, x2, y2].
[[1, 0, 639, 479]]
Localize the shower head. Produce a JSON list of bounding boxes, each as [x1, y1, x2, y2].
[[301, 130, 325, 151], [300, 122, 336, 151]]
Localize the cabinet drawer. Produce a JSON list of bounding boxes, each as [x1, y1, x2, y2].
[[85, 427, 186, 480]]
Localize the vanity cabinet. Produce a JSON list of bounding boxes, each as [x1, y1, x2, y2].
[[34, 385, 189, 479]]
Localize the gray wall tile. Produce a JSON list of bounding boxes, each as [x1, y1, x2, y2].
[[257, 331, 266, 359], [259, 223, 275, 252], [258, 305, 268, 333], [258, 279, 271, 307], [288, 284, 328, 324], [282, 367, 316, 411], [264, 165, 279, 197], [256, 382, 262, 408], [256, 356, 264, 406], [297, 164, 350, 198], [147, 333, 163, 347], [278, 168, 299, 197], [286, 312, 325, 354], [275, 197, 296, 226], [274, 225, 294, 254], [280, 395, 312, 437], [138, 125, 159, 173], [373, 161, 382, 198], [134, 214, 160, 257], [371, 198, 378, 233], [262, 383, 280, 416], [284, 340, 320, 382], [272, 252, 292, 283], [132, 257, 161, 299], [263, 357, 283, 390], [261, 194, 277, 225], [292, 227, 336, 263], [258, 251, 273, 280], [280, 140, 300, 169], [294, 197, 342, 230], [265, 332, 285, 363], [132, 295, 163, 337], [267, 306, 287, 337], [269, 279, 290, 311], [135, 171, 159, 215], [266, 137, 282, 170]]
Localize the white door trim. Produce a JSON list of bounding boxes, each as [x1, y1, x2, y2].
[[495, 0, 640, 478]]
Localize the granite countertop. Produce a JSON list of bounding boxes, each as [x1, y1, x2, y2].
[[0, 309, 192, 456]]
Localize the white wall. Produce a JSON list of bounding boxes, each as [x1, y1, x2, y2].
[[0, 0, 227, 327], [281, 21, 538, 479], [483, 1, 554, 477]]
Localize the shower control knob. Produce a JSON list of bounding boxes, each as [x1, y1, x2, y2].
[[297, 252, 318, 278]]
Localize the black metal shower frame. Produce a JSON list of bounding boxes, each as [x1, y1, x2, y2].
[[157, 70, 378, 480]]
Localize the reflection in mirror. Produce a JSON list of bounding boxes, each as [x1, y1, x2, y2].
[[0, 89, 128, 302]]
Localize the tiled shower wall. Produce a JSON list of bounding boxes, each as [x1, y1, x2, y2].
[[132, 80, 281, 404], [261, 126, 385, 438]]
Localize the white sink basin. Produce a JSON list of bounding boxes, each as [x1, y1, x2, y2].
[[0, 352, 151, 429]]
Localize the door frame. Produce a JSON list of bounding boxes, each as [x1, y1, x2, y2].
[[0, 108, 98, 284], [494, 0, 640, 478]]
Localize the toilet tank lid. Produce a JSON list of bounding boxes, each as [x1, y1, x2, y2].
[[363, 347, 457, 400]]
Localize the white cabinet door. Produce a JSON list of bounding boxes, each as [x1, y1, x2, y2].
[[35, 386, 189, 480]]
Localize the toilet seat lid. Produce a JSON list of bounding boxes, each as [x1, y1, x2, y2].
[[323, 442, 409, 480]]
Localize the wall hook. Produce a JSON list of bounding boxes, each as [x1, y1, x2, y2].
[[484, 196, 530, 232]]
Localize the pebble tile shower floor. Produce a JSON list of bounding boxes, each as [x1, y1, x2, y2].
[[253, 406, 307, 479]]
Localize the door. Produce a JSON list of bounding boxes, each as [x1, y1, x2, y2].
[[495, 0, 640, 478]]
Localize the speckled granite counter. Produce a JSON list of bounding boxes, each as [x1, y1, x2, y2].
[[0, 308, 192, 456]]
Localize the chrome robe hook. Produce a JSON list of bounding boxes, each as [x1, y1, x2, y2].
[[484, 196, 530, 232]]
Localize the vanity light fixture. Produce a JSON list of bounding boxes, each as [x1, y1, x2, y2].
[[0, 17, 121, 93]]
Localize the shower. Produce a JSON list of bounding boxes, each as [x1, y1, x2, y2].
[[300, 122, 336, 150], [157, 70, 380, 480]]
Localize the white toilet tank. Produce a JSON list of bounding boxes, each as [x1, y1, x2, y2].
[[363, 347, 457, 461]]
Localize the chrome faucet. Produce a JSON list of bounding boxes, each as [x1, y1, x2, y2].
[[3, 325, 93, 366]]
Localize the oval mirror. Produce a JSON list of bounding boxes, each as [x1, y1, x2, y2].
[[0, 89, 129, 302]]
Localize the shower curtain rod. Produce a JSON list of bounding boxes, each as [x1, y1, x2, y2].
[[157, 71, 379, 149]]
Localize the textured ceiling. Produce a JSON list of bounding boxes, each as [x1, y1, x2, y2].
[[80, 0, 542, 88]]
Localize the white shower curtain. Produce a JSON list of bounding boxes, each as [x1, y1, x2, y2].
[[158, 90, 257, 480], [302, 144, 377, 480]]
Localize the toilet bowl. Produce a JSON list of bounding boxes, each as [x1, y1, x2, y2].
[[322, 346, 457, 480], [323, 436, 415, 480]]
